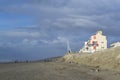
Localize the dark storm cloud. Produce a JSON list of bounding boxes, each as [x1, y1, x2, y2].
[[0, 0, 120, 61], [1, 0, 120, 43]]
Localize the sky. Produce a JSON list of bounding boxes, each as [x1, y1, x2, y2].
[[0, 0, 120, 62]]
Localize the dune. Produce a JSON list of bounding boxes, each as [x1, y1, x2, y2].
[[63, 46, 120, 71]]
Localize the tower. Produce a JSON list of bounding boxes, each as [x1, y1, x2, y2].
[[67, 40, 72, 53]]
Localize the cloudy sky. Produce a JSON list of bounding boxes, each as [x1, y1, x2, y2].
[[0, 0, 120, 61]]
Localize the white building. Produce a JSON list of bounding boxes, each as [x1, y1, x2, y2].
[[110, 42, 120, 48], [79, 30, 107, 53]]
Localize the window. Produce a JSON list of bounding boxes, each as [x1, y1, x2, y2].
[[92, 41, 98, 46], [101, 42, 104, 43], [101, 47, 104, 48], [93, 35, 96, 39]]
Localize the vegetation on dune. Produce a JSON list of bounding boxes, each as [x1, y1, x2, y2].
[[63, 47, 120, 71]]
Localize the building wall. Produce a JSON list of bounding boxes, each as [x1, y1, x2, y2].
[[90, 32, 107, 50], [110, 42, 120, 48], [79, 30, 107, 53]]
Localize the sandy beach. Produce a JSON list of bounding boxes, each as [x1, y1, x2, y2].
[[0, 61, 120, 80]]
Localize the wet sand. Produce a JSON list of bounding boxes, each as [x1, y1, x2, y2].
[[0, 61, 120, 80]]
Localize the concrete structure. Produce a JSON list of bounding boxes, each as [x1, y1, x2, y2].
[[67, 40, 72, 53], [110, 42, 120, 48], [79, 30, 107, 53]]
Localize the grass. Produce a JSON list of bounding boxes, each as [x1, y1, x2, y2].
[[63, 47, 120, 71]]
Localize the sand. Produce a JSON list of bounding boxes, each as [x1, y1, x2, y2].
[[0, 61, 120, 80]]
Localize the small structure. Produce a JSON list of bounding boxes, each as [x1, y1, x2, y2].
[[110, 42, 120, 48], [67, 40, 72, 53], [79, 30, 107, 53]]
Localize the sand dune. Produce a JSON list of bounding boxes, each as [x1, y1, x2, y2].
[[63, 47, 120, 71]]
